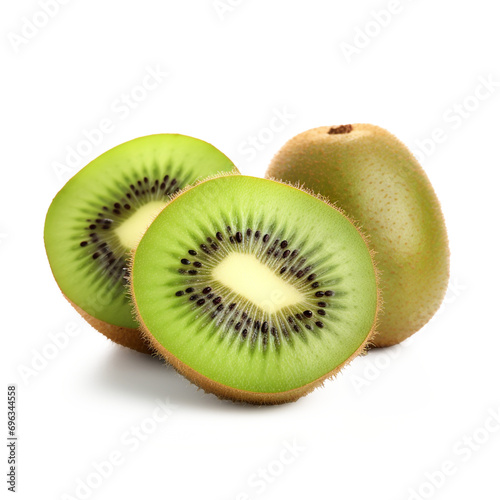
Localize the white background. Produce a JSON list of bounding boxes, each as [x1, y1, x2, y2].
[[2, 1, 500, 499]]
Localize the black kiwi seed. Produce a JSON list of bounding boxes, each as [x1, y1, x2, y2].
[[236, 232, 243, 243], [175, 291, 184, 296], [262, 322, 269, 333], [197, 299, 205, 306], [80, 241, 88, 247], [283, 250, 290, 258], [202, 287, 212, 294], [193, 262, 202, 268], [188, 270, 197, 275], [280, 240, 288, 248], [190, 295, 198, 301], [317, 309, 326, 316], [325, 290, 335, 296], [318, 302, 327, 307], [315, 291, 324, 297], [246, 229, 252, 237], [255, 231, 261, 239], [213, 296, 222, 305], [181, 259, 190, 266], [307, 274, 316, 281], [185, 287, 194, 293], [303, 310, 313, 318], [316, 321, 324, 328], [311, 282, 319, 288], [188, 250, 197, 256], [216, 232, 223, 241], [263, 234, 270, 243]]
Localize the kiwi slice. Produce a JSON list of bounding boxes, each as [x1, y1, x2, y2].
[[44, 134, 237, 353], [267, 124, 450, 347], [131, 175, 380, 404]]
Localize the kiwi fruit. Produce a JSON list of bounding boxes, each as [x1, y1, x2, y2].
[[131, 175, 380, 404], [44, 134, 237, 353], [266, 124, 450, 347]]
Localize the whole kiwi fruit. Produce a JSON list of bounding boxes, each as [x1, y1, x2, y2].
[[266, 124, 450, 347], [131, 175, 381, 404]]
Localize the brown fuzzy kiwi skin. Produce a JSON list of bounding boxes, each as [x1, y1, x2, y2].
[[267, 124, 450, 348], [130, 176, 382, 405], [66, 297, 153, 355]]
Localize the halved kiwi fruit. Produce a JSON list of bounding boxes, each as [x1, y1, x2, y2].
[[266, 124, 450, 347], [44, 134, 237, 353], [131, 175, 380, 404]]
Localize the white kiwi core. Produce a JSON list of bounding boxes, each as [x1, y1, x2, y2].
[[212, 252, 304, 314], [115, 201, 166, 249]]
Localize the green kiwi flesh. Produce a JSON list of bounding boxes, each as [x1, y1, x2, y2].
[[267, 124, 450, 347], [44, 134, 236, 353], [131, 175, 379, 404]]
